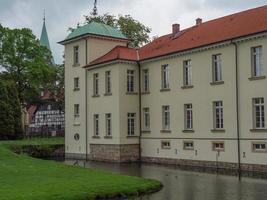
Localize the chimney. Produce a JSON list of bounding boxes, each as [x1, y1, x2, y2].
[[196, 18, 202, 26], [172, 23, 180, 35]]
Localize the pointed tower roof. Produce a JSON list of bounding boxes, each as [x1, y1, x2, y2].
[[40, 12, 55, 65]]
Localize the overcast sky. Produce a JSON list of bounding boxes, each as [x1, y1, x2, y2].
[[0, 0, 267, 64]]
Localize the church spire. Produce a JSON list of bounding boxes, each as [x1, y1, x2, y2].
[[40, 10, 55, 65]]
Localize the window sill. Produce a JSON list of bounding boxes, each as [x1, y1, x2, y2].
[[181, 85, 194, 89], [104, 93, 112, 96], [160, 130, 171, 133], [125, 92, 138, 95], [182, 129, 195, 133], [73, 123, 80, 126], [210, 81, 224, 85], [127, 135, 139, 138], [160, 88, 171, 92], [92, 136, 100, 139], [73, 88, 80, 91], [141, 91, 150, 95], [72, 63, 80, 67], [104, 136, 112, 139], [211, 129, 225, 133], [250, 129, 267, 133], [142, 130, 151, 133], [92, 94, 100, 98], [252, 150, 267, 153], [248, 76, 266, 81], [183, 148, 194, 151], [212, 149, 225, 152], [162, 147, 171, 150]]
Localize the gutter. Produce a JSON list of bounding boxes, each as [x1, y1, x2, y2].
[[85, 38, 88, 160], [231, 40, 241, 180], [137, 50, 142, 161]]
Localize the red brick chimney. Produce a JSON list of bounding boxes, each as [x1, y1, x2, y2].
[[196, 18, 202, 26], [172, 23, 180, 35]]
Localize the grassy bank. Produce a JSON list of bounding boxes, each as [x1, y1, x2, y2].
[[0, 138, 162, 200]]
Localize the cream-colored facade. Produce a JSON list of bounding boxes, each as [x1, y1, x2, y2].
[[62, 21, 267, 172]]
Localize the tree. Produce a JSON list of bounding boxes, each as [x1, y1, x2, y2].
[[71, 14, 151, 48], [0, 25, 56, 105]]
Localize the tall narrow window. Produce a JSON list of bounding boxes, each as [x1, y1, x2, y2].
[[94, 114, 99, 136], [184, 104, 193, 130], [183, 60, 192, 86], [127, 70, 135, 92], [105, 71, 111, 94], [213, 101, 223, 129], [251, 46, 263, 77], [93, 73, 99, 96], [74, 77, 79, 90], [73, 46, 79, 65], [161, 64, 169, 89], [127, 113, 136, 135], [213, 54, 222, 82], [253, 98, 265, 129], [74, 104, 79, 117], [106, 113, 112, 136], [162, 106, 170, 130], [143, 69, 149, 92], [143, 108, 150, 130]]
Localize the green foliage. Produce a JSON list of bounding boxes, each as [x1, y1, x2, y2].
[[0, 25, 56, 104], [0, 80, 23, 140], [0, 138, 162, 200], [73, 13, 151, 48]]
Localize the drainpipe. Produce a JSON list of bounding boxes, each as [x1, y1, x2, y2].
[[85, 39, 88, 161], [137, 51, 142, 162], [232, 40, 241, 180]]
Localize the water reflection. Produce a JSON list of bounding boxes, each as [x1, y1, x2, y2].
[[65, 160, 267, 200]]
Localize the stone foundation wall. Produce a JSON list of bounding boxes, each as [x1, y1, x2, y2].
[[89, 144, 139, 162], [65, 153, 87, 160], [141, 156, 267, 178]]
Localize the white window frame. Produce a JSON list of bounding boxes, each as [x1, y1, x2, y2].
[[105, 71, 111, 94], [251, 46, 263, 77], [127, 113, 136, 136], [252, 143, 267, 153], [105, 113, 112, 136], [74, 104, 79, 118], [143, 69, 149, 92], [184, 104, 193, 130], [162, 105, 170, 130], [213, 54, 222, 82], [127, 70, 135, 92], [74, 77, 79, 90], [212, 142, 225, 151], [253, 98, 265, 129], [161, 64, 169, 89], [213, 101, 224, 130], [183, 60, 192, 86], [143, 107, 150, 131], [93, 73, 99, 96], [73, 46, 79, 65], [183, 141, 194, 150], [94, 114, 99, 136]]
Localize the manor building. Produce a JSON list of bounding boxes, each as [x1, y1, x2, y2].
[[60, 6, 267, 173]]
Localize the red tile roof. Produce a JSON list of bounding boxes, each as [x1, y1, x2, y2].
[[86, 5, 267, 67]]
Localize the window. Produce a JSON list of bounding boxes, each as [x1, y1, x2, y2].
[[127, 113, 136, 135], [143, 108, 150, 130], [94, 114, 99, 136], [105, 71, 111, 94], [161, 64, 169, 89], [73, 46, 79, 65], [252, 143, 267, 152], [253, 98, 265, 129], [74, 77, 79, 90], [183, 60, 192, 86], [127, 70, 135, 92], [212, 54, 222, 82], [143, 69, 149, 92], [183, 141, 194, 150], [184, 104, 193, 130], [213, 101, 224, 129], [251, 46, 263, 77], [74, 104, 79, 117], [162, 106, 170, 130], [93, 73, 99, 96], [106, 113, 112, 136], [212, 142, 224, 151], [161, 141, 171, 149]]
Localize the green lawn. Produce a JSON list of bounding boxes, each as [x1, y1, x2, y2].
[[0, 138, 162, 200]]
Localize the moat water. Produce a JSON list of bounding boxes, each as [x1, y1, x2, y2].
[[65, 160, 267, 200]]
